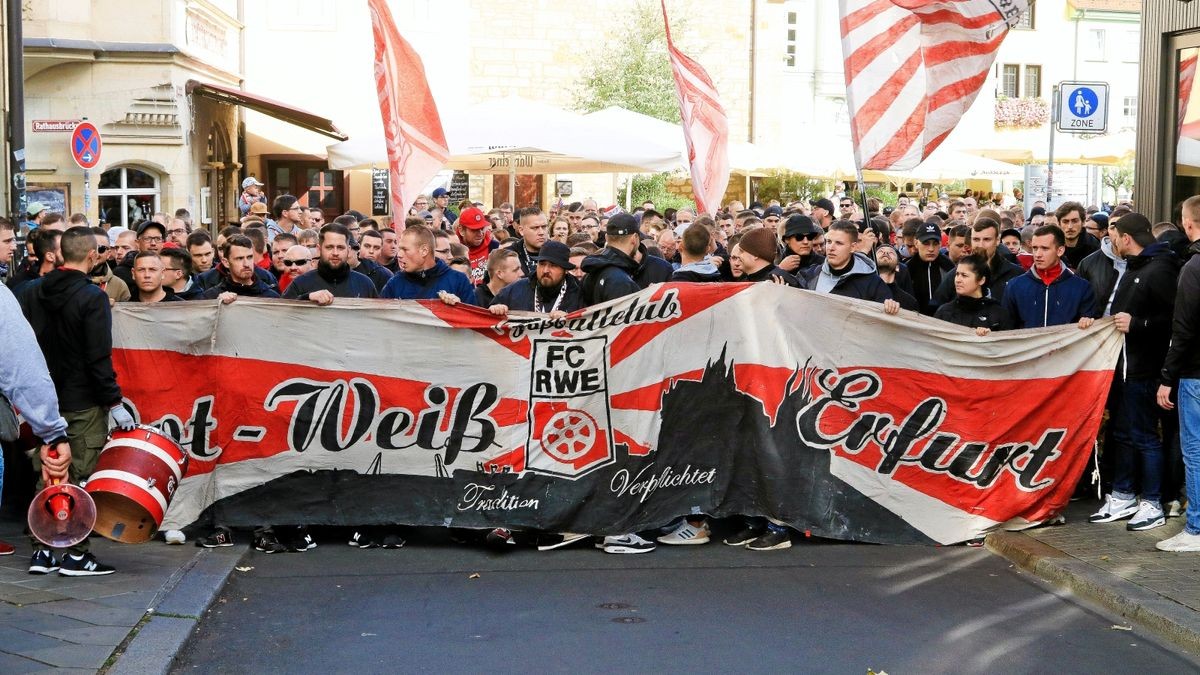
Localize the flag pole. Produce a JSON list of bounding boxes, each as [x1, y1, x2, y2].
[[854, 165, 869, 225]]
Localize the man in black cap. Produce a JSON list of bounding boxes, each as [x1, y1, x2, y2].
[[115, 220, 166, 288], [762, 205, 784, 231], [487, 240, 582, 317], [907, 221, 955, 315], [810, 198, 836, 230], [580, 213, 642, 306], [777, 214, 825, 275]]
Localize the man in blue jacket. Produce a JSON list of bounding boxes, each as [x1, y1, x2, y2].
[[1001, 224, 1097, 329], [487, 240, 582, 316], [380, 224, 476, 305]]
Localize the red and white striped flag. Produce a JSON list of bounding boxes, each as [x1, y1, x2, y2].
[[1179, 50, 1197, 138], [838, 0, 1028, 171], [661, 0, 729, 216], [368, 0, 449, 219]]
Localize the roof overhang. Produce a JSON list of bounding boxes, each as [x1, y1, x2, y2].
[[185, 79, 347, 141]]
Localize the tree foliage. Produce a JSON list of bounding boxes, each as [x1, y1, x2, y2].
[[1102, 161, 1134, 200], [570, 0, 681, 123], [754, 171, 828, 205]]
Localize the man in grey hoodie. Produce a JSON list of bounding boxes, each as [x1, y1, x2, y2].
[[0, 284, 72, 556], [801, 221, 894, 303], [670, 224, 722, 283]]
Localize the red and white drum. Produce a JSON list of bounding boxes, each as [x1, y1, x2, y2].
[[86, 425, 189, 543]]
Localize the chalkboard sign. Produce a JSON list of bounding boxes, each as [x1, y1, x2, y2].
[[371, 169, 389, 216], [448, 170, 470, 204]]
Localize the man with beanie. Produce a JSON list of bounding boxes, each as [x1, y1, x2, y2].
[[457, 206, 499, 286], [282, 224, 378, 303], [736, 227, 800, 286]]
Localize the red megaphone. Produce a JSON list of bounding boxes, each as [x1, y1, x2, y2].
[[27, 450, 96, 549]]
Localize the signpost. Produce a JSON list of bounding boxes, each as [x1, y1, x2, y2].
[[70, 119, 101, 214], [1046, 82, 1109, 208]]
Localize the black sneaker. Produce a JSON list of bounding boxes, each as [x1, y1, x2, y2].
[[254, 529, 288, 554], [348, 530, 380, 549], [288, 527, 317, 552], [58, 552, 116, 576], [380, 533, 406, 549], [746, 527, 792, 551], [723, 526, 763, 546], [197, 526, 234, 548], [28, 549, 59, 575]]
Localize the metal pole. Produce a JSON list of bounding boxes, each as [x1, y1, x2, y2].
[[7, 0, 25, 223], [1047, 85, 1058, 208]]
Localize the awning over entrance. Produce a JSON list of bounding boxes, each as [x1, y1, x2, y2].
[[185, 80, 348, 141]]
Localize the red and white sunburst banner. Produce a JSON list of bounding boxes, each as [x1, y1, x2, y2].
[[111, 285, 1119, 545]]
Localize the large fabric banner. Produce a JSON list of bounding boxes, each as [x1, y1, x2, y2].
[[111, 284, 1120, 545]]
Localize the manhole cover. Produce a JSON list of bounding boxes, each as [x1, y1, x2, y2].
[[611, 616, 646, 624], [597, 602, 633, 610]]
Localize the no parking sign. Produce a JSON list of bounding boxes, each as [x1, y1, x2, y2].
[[70, 121, 102, 169]]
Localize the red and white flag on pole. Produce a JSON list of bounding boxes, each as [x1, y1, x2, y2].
[[368, 0, 449, 218], [661, 0, 729, 216], [838, 0, 1029, 171]]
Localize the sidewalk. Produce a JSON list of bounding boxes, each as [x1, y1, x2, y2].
[[0, 515, 244, 673], [987, 500, 1200, 655]]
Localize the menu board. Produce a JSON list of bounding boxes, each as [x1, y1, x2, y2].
[[371, 169, 389, 216]]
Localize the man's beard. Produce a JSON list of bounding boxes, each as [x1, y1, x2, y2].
[[536, 274, 561, 290], [876, 260, 897, 275]]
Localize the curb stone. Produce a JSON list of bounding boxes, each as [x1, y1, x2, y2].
[[986, 530, 1200, 656], [106, 544, 249, 675]]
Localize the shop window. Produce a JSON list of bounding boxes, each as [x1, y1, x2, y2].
[[785, 11, 797, 69], [97, 166, 161, 228], [1174, 46, 1200, 212]]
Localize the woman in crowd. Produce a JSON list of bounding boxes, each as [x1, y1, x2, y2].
[[934, 254, 1013, 335]]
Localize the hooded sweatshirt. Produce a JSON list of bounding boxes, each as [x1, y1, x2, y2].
[[380, 258, 478, 304], [466, 231, 499, 286], [1076, 237, 1126, 316], [16, 269, 123, 412], [283, 261, 378, 300], [804, 252, 892, 302], [0, 285, 68, 443], [671, 260, 723, 283], [1110, 242, 1180, 380]]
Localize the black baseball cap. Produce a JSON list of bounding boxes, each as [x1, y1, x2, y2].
[[916, 223, 942, 243], [810, 198, 836, 214], [606, 213, 640, 236]]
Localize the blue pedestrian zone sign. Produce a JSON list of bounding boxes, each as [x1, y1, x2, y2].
[[1057, 82, 1109, 134]]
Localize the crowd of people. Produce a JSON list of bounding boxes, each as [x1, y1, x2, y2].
[[1, 181, 1199, 572]]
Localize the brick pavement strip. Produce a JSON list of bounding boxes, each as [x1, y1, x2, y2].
[[0, 518, 246, 672], [986, 503, 1200, 655]]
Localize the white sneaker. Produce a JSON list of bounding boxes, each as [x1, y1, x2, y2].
[[1088, 494, 1139, 523], [163, 529, 186, 545], [1156, 530, 1200, 552], [601, 533, 656, 554], [1166, 500, 1185, 518], [537, 533, 590, 551], [1127, 500, 1166, 531], [657, 520, 710, 545]]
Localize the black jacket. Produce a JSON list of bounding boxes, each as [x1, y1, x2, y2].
[[906, 253, 955, 315], [934, 294, 1013, 331], [1111, 243, 1180, 380], [354, 259, 393, 292], [671, 261, 723, 283], [801, 253, 891, 302], [1163, 239, 1200, 386], [492, 275, 583, 313], [932, 253, 1023, 309], [1076, 239, 1121, 317], [201, 274, 281, 299], [581, 248, 641, 305], [197, 264, 278, 292], [744, 263, 801, 287], [282, 263, 379, 300], [886, 281, 920, 312], [1064, 232, 1102, 270], [476, 284, 498, 307], [112, 250, 136, 289], [17, 269, 122, 411], [635, 245, 675, 288], [511, 239, 540, 279]]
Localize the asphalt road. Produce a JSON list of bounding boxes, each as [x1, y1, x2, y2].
[[172, 527, 1197, 674]]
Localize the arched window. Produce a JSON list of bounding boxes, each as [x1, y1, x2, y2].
[[97, 166, 161, 228]]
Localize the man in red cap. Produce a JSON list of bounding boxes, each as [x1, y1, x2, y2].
[[456, 206, 499, 286]]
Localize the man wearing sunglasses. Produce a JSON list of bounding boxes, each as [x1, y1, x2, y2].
[[275, 244, 313, 294], [777, 214, 824, 276], [838, 198, 856, 221], [88, 230, 130, 305]]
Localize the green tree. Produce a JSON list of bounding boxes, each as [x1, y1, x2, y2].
[[754, 171, 828, 205], [1102, 161, 1134, 202], [571, 1, 681, 123]]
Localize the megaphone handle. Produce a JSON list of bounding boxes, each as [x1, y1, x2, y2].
[[47, 448, 62, 486]]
